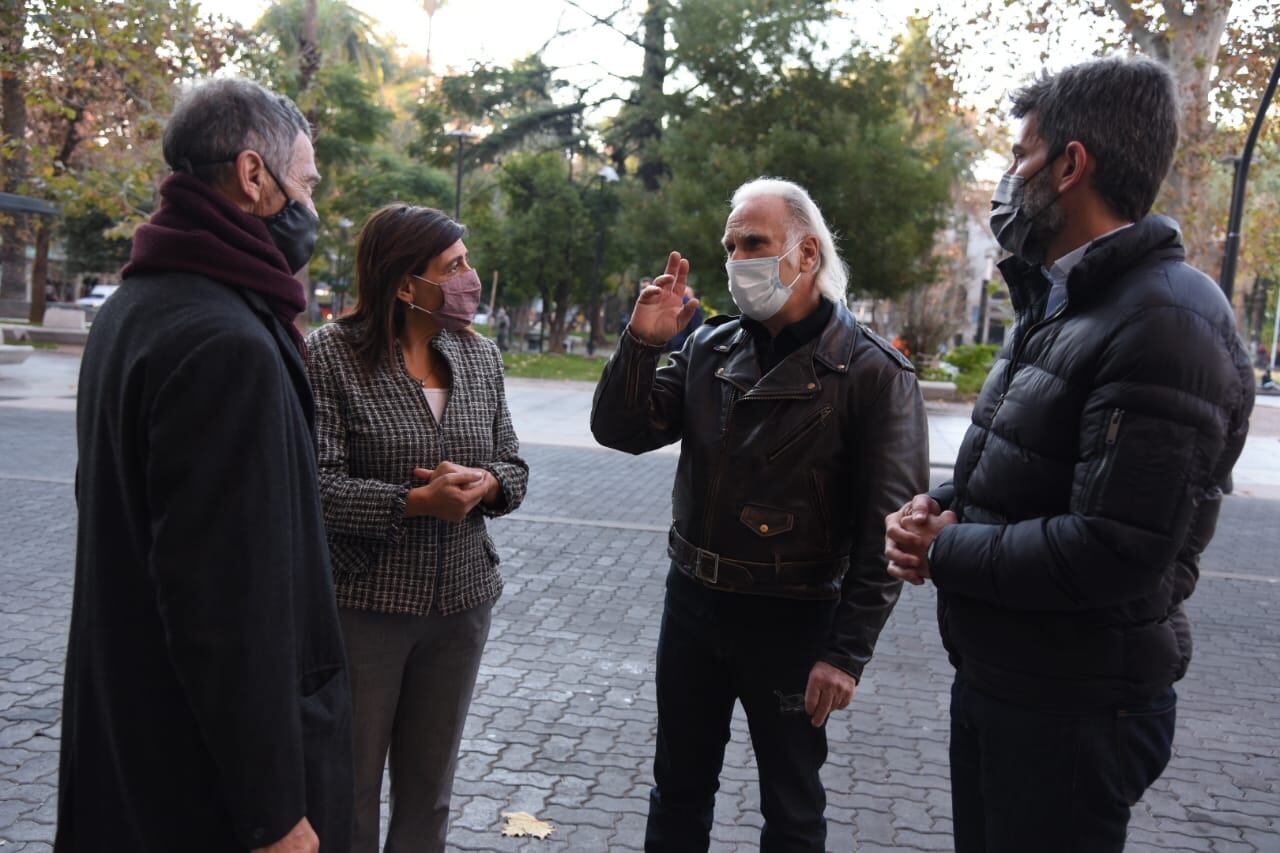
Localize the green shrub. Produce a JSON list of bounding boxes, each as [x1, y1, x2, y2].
[[942, 344, 1000, 397], [942, 343, 1000, 374]]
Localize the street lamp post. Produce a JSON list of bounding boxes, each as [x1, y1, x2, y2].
[[445, 129, 474, 222], [1219, 53, 1280, 302]]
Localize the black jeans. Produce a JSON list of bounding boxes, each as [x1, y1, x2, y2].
[[950, 672, 1177, 853], [644, 567, 837, 853]]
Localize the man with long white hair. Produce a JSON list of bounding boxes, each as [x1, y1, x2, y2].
[[592, 177, 928, 849]]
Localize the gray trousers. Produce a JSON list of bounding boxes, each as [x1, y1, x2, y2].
[[339, 601, 493, 853]]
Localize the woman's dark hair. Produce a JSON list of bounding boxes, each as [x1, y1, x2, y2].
[[339, 203, 466, 372]]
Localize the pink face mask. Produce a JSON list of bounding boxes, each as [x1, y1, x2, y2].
[[408, 268, 483, 331]]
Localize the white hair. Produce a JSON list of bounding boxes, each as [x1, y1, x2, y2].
[[730, 177, 849, 304]]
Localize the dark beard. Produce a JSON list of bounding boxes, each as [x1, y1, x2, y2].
[[1022, 167, 1066, 263]]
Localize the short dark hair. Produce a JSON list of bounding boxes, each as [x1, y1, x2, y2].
[[163, 78, 310, 183], [341, 204, 468, 372], [1011, 57, 1179, 221]]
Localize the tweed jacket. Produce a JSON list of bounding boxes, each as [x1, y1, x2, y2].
[[306, 322, 528, 615]]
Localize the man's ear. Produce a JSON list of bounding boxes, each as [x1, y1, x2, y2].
[[801, 235, 821, 273], [232, 150, 269, 206], [1058, 141, 1090, 194]]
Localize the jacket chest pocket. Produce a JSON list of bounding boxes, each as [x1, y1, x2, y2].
[[766, 405, 834, 463]]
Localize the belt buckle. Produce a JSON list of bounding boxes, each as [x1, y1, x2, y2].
[[694, 548, 720, 585]]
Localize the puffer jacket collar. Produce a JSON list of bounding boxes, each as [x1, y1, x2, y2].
[[999, 214, 1187, 317]]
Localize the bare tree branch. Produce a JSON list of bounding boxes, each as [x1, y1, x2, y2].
[[557, 59, 636, 84], [1105, 0, 1169, 59], [561, 0, 645, 50]]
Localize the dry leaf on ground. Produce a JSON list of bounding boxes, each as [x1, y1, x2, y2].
[[501, 811, 555, 840]]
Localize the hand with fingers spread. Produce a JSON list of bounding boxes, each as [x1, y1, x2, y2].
[[884, 493, 958, 585], [804, 661, 857, 728], [407, 461, 490, 522], [628, 251, 702, 347]]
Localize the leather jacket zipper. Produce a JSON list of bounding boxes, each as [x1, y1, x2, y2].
[[701, 388, 740, 546], [1084, 409, 1124, 512], [767, 405, 833, 462]]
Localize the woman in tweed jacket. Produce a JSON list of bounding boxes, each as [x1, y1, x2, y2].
[[306, 204, 528, 853]]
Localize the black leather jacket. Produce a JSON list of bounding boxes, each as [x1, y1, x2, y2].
[[591, 300, 929, 679]]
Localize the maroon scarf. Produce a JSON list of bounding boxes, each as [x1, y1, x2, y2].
[[123, 173, 307, 352]]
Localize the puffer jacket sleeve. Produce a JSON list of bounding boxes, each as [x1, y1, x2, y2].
[[589, 327, 687, 454], [307, 330, 409, 544], [929, 301, 1253, 612], [822, 366, 928, 679], [478, 344, 529, 517]]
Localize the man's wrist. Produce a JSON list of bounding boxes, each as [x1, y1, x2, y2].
[[624, 326, 667, 350]]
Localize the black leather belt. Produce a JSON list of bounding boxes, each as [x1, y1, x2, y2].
[[667, 526, 847, 594]]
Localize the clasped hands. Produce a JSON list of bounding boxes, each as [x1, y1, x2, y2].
[[884, 494, 958, 586], [406, 461, 500, 522]]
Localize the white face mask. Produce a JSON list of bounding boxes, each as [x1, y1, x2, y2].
[[726, 240, 804, 321]]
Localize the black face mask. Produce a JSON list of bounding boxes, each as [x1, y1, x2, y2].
[[181, 152, 319, 274], [259, 162, 319, 274]]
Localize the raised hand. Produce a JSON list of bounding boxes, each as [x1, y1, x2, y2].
[[628, 251, 701, 347]]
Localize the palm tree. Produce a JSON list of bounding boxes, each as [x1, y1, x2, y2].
[[257, 0, 394, 90], [422, 0, 447, 77]]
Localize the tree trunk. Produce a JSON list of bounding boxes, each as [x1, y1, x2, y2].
[[1110, 0, 1232, 275], [1, 0, 30, 300], [636, 0, 668, 191], [547, 278, 572, 353], [299, 0, 321, 92], [27, 217, 49, 324]]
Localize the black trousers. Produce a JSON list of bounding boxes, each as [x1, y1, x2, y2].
[[950, 672, 1177, 853], [644, 567, 838, 853]]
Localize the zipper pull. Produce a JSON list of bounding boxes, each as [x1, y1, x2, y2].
[[1105, 409, 1123, 445]]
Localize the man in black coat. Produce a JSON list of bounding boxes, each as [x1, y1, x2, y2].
[[885, 58, 1255, 852], [57, 79, 353, 853]]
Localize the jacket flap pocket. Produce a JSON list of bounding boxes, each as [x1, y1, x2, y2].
[[740, 504, 794, 537]]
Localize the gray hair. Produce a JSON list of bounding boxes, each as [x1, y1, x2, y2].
[[1011, 56, 1179, 222], [730, 177, 849, 304], [163, 78, 310, 183]]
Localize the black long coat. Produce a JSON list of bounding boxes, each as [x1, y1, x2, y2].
[[57, 273, 353, 852]]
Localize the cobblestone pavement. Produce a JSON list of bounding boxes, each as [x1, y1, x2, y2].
[[2, 407, 1278, 851]]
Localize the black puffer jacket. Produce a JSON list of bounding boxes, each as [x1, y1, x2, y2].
[[929, 216, 1254, 709]]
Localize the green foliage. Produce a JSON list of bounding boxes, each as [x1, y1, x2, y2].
[[501, 352, 608, 382], [478, 152, 601, 351], [254, 0, 393, 88], [943, 343, 999, 373], [60, 210, 132, 275], [311, 147, 453, 294], [943, 343, 999, 395], [616, 14, 971, 311], [413, 55, 581, 169]]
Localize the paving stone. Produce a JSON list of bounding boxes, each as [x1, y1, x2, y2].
[[3, 410, 1280, 852]]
